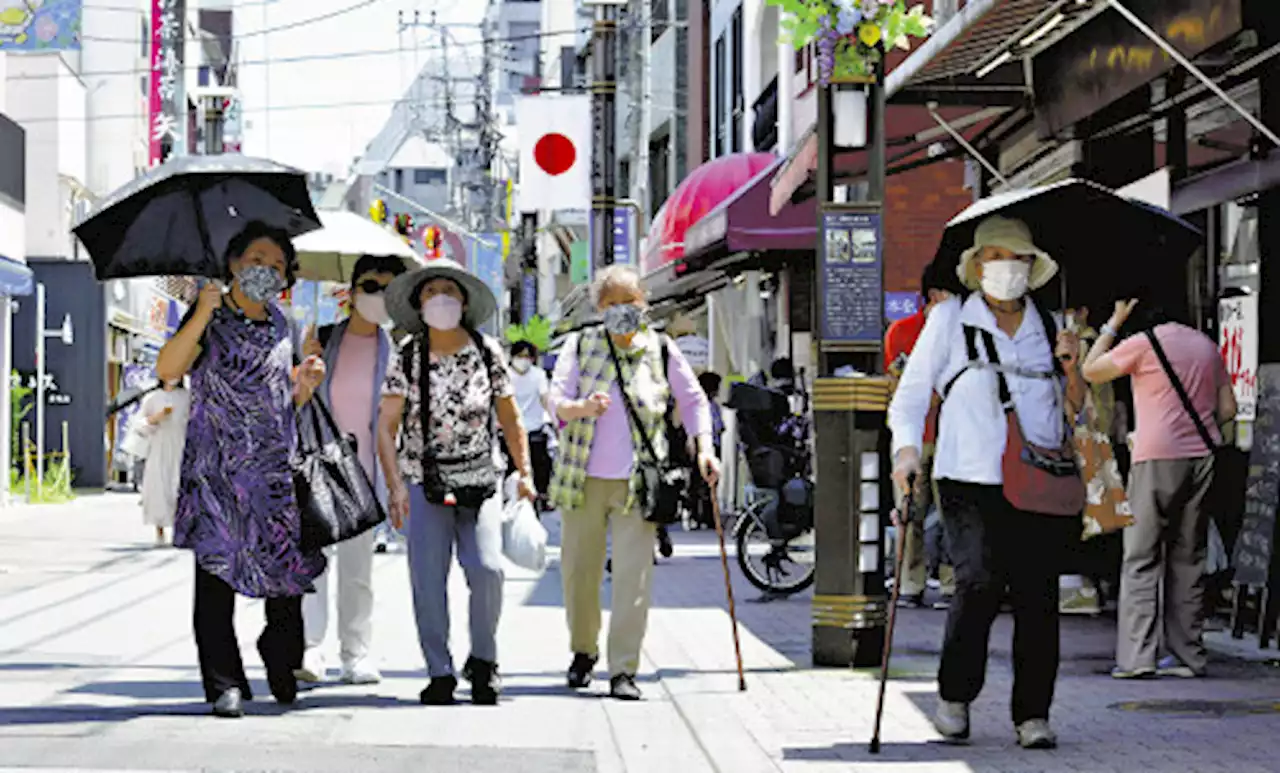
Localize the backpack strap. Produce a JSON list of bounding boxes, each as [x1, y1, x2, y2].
[[1145, 328, 1218, 453], [942, 325, 982, 399]]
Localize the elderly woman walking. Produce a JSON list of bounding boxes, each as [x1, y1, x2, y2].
[[549, 265, 720, 701], [156, 222, 327, 719], [888, 216, 1086, 749], [377, 258, 535, 706]]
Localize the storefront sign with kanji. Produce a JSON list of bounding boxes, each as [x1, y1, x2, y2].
[[1220, 294, 1258, 421], [148, 0, 186, 165]]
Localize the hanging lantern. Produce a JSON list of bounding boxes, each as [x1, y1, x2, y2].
[[393, 212, 414, 239], [369, 199, 387, 224], [423, 225, 443, 259]]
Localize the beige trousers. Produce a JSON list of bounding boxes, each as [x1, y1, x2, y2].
[[561, 477, 656, 677]]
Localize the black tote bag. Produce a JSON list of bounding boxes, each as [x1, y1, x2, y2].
[[295, 396, 387, 552]]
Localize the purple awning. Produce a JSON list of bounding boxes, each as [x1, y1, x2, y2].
[[682, 158, 817, 262]]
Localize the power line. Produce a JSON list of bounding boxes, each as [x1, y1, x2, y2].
[[79, 0, 384, 41], [9, 26, 591, 81], [12, 96, 461, 124]]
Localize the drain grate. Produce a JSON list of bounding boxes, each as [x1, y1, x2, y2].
[[1111, 699, 1280, 717]]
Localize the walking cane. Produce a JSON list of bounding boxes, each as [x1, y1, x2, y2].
[[710, 492, 747, 692], [870, 472, 916, 754]]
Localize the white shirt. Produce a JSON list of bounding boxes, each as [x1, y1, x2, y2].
[[887, 294, 1067, 485], [512, 364, 549, 431]]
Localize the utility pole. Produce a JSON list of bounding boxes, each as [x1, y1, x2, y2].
[[586, 0, 623, 269], [631, 0, 652, 228]]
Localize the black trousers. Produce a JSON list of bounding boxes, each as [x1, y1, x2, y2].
[[529, 430, 553, 499], [934, 480, 1076, 725], [193, 561, 304, 703]]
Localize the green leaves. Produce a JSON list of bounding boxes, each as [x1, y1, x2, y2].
[[769, 0, 935, 79], [505, 315, 554, 354]]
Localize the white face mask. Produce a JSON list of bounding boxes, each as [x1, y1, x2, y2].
[[353, 293, 390, 326], [980, 259, 1031, 302], [511, 357, 532, 374]]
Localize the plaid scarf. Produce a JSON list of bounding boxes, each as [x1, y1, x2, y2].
[[549, 327, 671, 513]]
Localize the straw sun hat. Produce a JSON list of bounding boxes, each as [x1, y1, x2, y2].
[[956, 215, 1058, 292]]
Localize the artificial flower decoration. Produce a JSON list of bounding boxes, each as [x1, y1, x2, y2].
[[770, 0, 934, 84], [368, 199, 387, 224], [332, 286, 352, 317]]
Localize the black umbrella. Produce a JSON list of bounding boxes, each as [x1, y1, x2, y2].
[[73, 154, 322, 281], [933, 178, 1203, 311]]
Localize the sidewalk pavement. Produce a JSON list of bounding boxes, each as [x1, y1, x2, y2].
[[1, 493, 1278, 773]]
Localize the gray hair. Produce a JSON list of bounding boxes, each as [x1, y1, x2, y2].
[[590, 264, 645, 309]]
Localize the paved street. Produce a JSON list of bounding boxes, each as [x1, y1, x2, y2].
[[2, 493, 1279, 773]]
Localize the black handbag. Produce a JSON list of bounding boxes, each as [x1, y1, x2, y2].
[[605, 335, 690, 525], [295, 396, 387, 552]]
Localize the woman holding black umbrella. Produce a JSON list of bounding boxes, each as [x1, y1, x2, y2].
[[888, 215, 1087, 750], [156, 221, 327, 719]]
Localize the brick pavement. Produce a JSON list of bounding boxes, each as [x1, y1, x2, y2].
[[1, 495, 1278, 773]]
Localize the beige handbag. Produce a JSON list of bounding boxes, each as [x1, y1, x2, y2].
[[1073, 393, 1133, 540]]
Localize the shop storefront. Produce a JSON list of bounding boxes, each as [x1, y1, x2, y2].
[[887, 0, 1279, 637], [105, 278, 187, 485]]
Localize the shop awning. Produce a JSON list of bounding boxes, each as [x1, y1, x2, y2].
[[0, 254, 33, 297], [683, 157, 819, 265], [642, 152, 779, 276], [769, 105, 1005, 215]]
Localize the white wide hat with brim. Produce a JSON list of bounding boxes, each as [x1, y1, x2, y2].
[[956, 215, 1058, 292], [385, 257, 497, 335]]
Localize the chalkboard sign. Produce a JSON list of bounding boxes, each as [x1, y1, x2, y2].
[[818, 206, 883, 345], [1233, 363, 1280, 588]]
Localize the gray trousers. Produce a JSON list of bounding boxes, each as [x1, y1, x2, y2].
[[1118, 456, 1214, 673], [405, 484, 505, 677]]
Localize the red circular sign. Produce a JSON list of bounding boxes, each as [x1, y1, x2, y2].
[[533, 133, 576, 176]]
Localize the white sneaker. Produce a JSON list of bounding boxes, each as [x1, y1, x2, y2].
[[341, 658, 382, 685], [294, 648, 326, 683], [1015, 719, 1057, 749], [933, 700, 970, 744]]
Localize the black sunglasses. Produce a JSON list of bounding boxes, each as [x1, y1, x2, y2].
[[356, 279, 389, 295]]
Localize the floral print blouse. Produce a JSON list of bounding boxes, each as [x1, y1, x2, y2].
[[382, 333, 513, 486]]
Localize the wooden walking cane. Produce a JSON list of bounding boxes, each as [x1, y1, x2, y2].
[[871, 472, 916, 754], [710, 493, 747, 692]]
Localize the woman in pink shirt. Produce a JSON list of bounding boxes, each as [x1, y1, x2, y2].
[[548, 265, 720, 701], [1083, 299, 1237, 680]]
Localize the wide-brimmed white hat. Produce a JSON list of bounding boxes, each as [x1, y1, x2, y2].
[[385, 257, 497, 334], [956, 215, 1058, 292]]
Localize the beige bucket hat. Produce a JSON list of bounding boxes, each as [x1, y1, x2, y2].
[[956, 215, 1058, 292]]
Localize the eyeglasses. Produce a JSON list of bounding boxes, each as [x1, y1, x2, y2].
[[356, 279, 388, 295]]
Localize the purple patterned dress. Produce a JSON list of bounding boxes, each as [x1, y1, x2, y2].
[[173, 306, 326, 598]]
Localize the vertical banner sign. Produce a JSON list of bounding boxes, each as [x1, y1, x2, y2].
[[569, 241, 591, 286], [613, 209, 632, 265], [149, 0, 186, 166], [521, 272, 537, 325], [1220, 295, 1259, 421], [818, 205, 884, 346]]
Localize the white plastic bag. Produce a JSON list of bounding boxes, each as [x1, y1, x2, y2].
[[502, 496, 548, 572]]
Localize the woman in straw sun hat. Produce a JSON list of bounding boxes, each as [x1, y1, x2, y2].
[[376, 257, 535, 706], [887, 215, 1088, 751]]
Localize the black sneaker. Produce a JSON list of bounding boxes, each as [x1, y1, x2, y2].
[[419, 675, 458, 706], [657, 527, 674, 559], [567, 653, 598, 689], [610, 673, 642, 701], [463, 656, 501, 706]]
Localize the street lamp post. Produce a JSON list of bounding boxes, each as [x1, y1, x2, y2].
[[810, 53, 890, 669], [34, 283, 73, 490]]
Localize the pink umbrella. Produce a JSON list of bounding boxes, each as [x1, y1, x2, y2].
[[642, 152, 777, 275]]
